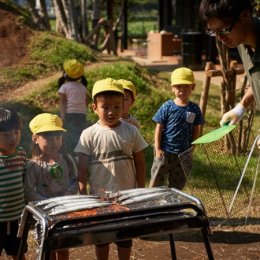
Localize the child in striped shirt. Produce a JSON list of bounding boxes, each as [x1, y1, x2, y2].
[[0, 107, 27, 260]]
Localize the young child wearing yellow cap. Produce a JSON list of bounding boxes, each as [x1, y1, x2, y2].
[[58, 59, 91, 154], [24, 113, 78, 260], [74, 78, 148, 260], [0, 107, 27, 260], [149, 67, 204, 189], [117, 79, 140, 128]]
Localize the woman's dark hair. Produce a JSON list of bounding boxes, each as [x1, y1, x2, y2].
[[199, 0, 253, 21], [0, 107, 22, 131], [58, 72, 88, 89]]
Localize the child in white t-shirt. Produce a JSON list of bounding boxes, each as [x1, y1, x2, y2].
[[58, 59, 91, 154], [75, 78, 148, 260], [118, 79, 140, 128]]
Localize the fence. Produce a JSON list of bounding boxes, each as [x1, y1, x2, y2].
[[180, 126, 260, 226]]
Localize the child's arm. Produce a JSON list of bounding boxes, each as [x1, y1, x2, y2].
[[64, 154, 79, 195], [154, 123, 164, 157], [86, 89, 91, 107], [192, 124, 201, 142], [59, 93, 67, 121], [78, 153, 89, 194], [25, 162, 47, 201], [133, 150, 146, 188]]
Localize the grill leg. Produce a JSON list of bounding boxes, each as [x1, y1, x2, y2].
[[17, 214, 32, 260], [169, 233, 177, 260], [44, 252, 51, 260], [201, 228, 214, 260]]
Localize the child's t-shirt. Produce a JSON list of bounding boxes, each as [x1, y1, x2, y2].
[[74, 120, 148, 193], [153, 100, 204, 154], [25, 153, 78, 201], [0, 147, 26, 222], [58, 81, 87, 114], [121, 114, 140, 128]]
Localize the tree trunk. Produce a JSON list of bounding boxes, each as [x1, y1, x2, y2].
[[81, 0, 88, 43], [26, 0, 50, 29], [53, 0, 78, 40], [67, 0, 78, 41], [39, 0, 50, 29], [53, 0, 69, 37], [216, 38, 255, 153], [60, 0, 75, 40], [92, 0, 101, 48]]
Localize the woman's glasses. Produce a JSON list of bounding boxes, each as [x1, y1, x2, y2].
[[206, 17, 237, 37]]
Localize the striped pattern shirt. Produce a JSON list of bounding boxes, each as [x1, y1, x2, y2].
[[0, 147, 26, 222]]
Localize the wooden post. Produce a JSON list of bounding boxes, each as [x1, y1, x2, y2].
[[199, 62, 214, 135]]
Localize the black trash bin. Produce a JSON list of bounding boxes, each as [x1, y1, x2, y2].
[[182, 32, 203, 69]]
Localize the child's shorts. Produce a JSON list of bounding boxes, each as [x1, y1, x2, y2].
[[0, 219, 27, 256], [149, 151, 186, 189]]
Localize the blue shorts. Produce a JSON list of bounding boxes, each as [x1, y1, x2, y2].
[[0, 220, 27, 256]]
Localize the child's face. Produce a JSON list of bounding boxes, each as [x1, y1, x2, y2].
[[93, 95, 124, 127], [0, 129, 21, 155], [122, 90, 134, 116], [33, 132, 63, 156], [172, 84, 195, 102]]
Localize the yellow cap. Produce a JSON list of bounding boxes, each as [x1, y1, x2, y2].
[[63, 59, 84, 79], [29, 113, 66, 134], [171, 67, 195, 85], [92, 78, 124, 98], [117, 79, 136, 99]]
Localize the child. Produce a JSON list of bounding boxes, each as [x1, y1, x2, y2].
[[149, 67, 204, 189], [58, 59, 91, 154], [74, 78, 148, 260], [118, 79, 140, 128], [0, 107, 27, 260], [24, 113, 78, 260]]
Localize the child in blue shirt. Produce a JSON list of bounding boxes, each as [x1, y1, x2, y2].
[[149, 67, 204, 189]]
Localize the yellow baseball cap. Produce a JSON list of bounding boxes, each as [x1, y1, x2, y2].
[[117, 79, 136, 99], [171, 67, 195, 85], [92, 78, 124, 98], [63, 59, 84, 79], [29, 113, 66, 134]]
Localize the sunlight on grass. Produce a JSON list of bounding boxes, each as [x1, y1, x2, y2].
[[1, 22, 259, 221]]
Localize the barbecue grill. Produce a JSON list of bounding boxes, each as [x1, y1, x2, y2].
[[17, 187, 214, 260]]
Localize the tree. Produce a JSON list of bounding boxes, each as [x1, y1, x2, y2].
[[54, 0, 79, 41], [26, 0, 50, 29], [215, 38, 255, 154]]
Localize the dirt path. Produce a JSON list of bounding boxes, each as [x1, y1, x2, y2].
[[0, 60, 111, 103], [0, 71, 61, 102]]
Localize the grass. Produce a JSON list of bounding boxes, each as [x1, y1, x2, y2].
[[3, 56, 259, 187], [0, 31, 97, 91], [1, 25, 260, 220], [128, 20, 158, 38], [29, 32, 97, 67]]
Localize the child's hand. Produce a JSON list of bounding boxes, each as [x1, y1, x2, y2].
[[155, 149, 164, 158]]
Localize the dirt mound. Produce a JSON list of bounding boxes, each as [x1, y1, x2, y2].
[[0, 3, 33, 68]]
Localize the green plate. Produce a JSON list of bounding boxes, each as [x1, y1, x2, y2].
[[192, 125, 236, 144]]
